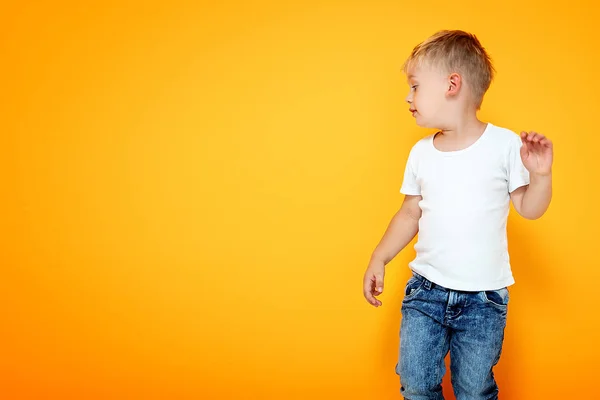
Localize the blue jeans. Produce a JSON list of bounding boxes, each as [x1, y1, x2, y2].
[[396, 273, 509, 400]]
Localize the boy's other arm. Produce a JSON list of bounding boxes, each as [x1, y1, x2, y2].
[[371, 195, 422, 265], [510, 131, 553, 220], [363, 194, 422, 307], [510, 174, 552, 220]]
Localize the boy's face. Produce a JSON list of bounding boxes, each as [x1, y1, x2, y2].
[[405, 65, 451, 129]]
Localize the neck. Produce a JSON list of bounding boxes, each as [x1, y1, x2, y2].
[[439, 109, 485, 138]]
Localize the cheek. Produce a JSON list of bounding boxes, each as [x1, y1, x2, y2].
[[412, 91, 421, 106], [413, 91, 426, 109]]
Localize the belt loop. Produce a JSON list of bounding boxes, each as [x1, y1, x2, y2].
[[423, 279, 432, 290]]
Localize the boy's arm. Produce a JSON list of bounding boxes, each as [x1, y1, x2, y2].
[[510, 174, 552, 220], [363, 194, 422, 307], [510, 131, 553, 220]]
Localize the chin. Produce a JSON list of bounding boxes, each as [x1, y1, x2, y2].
[[415, 117, 441, 130], [415, 119, 433, 129]]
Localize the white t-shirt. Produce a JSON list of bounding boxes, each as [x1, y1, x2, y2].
[[400, 123, 530, 291]]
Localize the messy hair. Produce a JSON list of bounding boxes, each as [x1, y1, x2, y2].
[[403, 30, 495, 108]]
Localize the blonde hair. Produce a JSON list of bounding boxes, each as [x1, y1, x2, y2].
[[403, 30, 495, 108]]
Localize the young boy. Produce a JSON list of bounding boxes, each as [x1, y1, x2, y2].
[[362, 30, 553, 399]]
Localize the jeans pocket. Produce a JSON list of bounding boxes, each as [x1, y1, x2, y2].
[[403, 276, 424, 301], [483, 287, 509, 308]]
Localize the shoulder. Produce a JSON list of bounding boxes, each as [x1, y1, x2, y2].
[[408, 134, 434, 158], [486, 123, 521, 142], [485, 123, 523, 150]]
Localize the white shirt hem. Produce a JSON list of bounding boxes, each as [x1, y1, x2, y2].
[[410, 265, 515, 291]]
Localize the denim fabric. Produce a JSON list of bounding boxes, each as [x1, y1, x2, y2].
[[395, 273, 509, 400]]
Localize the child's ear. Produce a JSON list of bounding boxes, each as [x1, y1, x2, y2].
[[447, 73, 462, 96]]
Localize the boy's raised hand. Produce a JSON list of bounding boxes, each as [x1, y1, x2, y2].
[[363, 261, 385, 307], [520, 131, 553, 176]]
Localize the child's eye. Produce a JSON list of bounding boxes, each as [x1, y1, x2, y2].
[[411, 85, 418, 90]]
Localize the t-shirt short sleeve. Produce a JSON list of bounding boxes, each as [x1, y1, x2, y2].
[[508, 135, 530, 193], [400, 146, 421, 195]]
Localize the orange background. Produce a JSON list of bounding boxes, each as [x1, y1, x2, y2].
[[2, 1, 599, 399]]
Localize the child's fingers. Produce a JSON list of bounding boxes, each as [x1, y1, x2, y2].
[[521, 131, 534, 144], [527, 131, 538, 142], [529, 140, 543, 153], [363, 290, 377, 306], [375, 273, 384, 294], [366, 291, 381, 307], [522, 131, 550, 144], [520, 140, 529, 157], [363, 275, 380, 306], [525, 132, 533, 142]]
